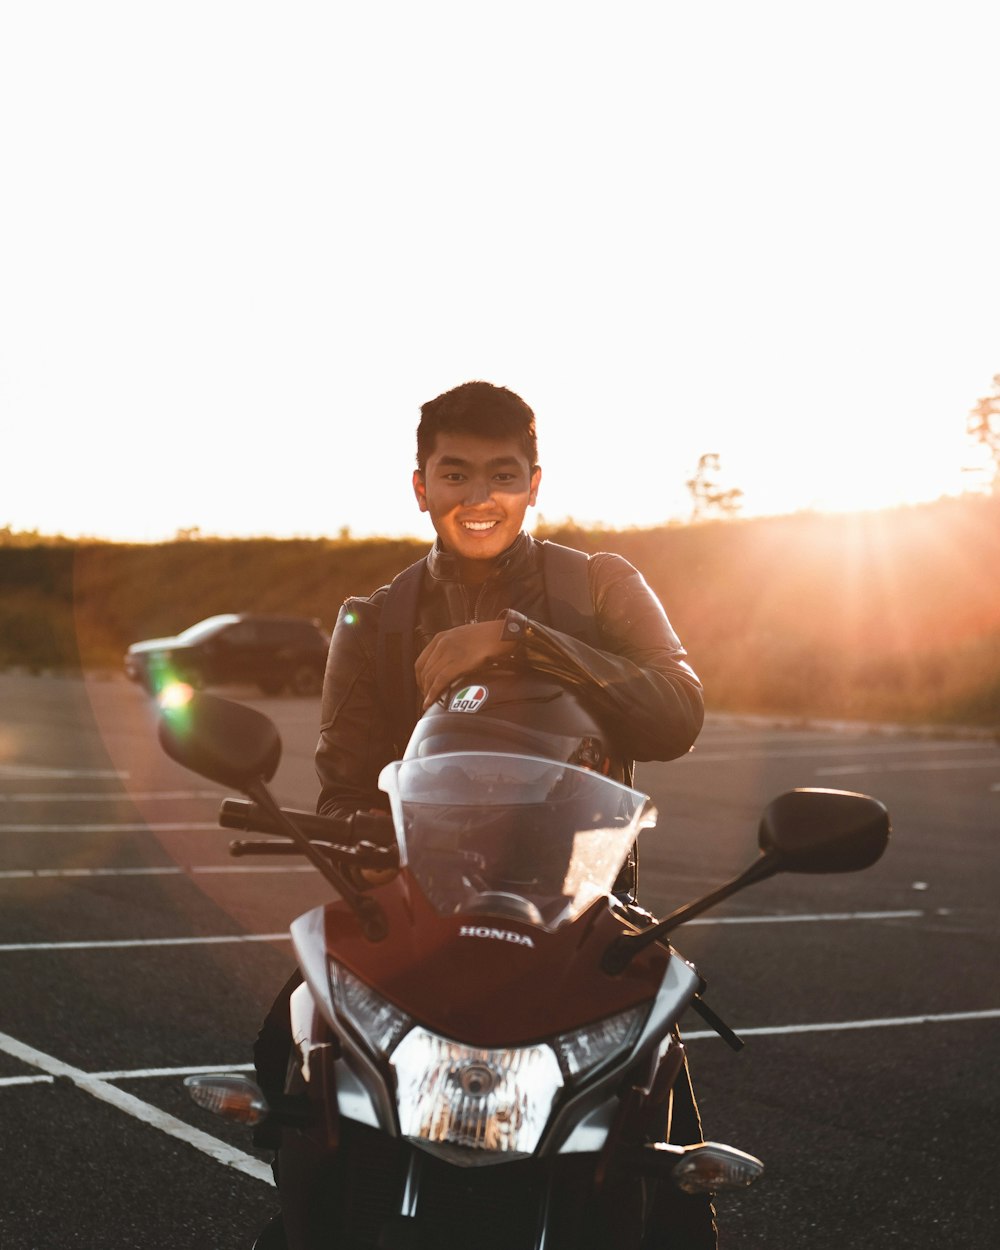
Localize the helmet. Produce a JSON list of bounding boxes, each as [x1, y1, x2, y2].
[[404, 667, 613, 773]]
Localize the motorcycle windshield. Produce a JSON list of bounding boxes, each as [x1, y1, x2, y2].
[[378, 752, 657, 932]]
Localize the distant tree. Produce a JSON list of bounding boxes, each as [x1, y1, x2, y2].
[[686, 453, 744, 522], [0, 526, 71, 547], [968, 374, 1000, 493]]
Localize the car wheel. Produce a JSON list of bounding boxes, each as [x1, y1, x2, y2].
[[258, 676, 285, 696], [288, 663, 323, 697]]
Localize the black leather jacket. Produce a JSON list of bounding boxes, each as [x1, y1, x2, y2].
[[316, 533, 703, 820]]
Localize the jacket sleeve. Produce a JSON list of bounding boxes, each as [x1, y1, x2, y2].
[[502, 552, 704, 762], [314, 595, 395, 820]]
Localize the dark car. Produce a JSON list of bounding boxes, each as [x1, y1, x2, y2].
[[124, 613, 330, 697]]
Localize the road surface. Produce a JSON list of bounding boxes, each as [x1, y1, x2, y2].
[[0, 673, 997, 1247]]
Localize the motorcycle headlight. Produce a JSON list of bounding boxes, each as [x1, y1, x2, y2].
[[390, 1028, 564, 1166], [329, 962, 412, 1056], [553, 1004, 648, 1084], [328, 964, 648, 1166]]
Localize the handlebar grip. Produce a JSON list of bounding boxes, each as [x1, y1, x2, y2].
[[351, 810, 397, 847], [218, 798, 350, 841], [218, 798, 263, 831]]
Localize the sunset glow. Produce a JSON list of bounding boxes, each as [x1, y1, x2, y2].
[[3, 2, 998, 542]]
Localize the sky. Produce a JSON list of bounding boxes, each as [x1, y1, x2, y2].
[[2, 1, 998, 544]]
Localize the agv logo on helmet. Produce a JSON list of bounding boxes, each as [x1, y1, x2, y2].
[[449, 685, 489, 713]]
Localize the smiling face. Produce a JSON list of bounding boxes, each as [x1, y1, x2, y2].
[[413, 432, 541, 581]]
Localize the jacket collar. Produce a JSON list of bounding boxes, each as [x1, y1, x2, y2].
[[425, 531, 535, 583]]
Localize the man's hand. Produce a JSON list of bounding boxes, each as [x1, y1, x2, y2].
[[357, 807, 398, 886], [415, 621, 516, 710]]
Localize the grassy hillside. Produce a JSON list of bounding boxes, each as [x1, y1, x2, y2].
[[2, 495, 998, 726]]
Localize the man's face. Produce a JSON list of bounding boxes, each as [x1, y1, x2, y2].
[[413, 432, 541, 572]]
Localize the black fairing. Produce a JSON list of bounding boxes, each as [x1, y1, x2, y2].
[[157, 691, 281, 789], [758, 787, 890, 873]]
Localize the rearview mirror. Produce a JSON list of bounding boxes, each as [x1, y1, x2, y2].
[[758, 788, 889, 874], [157, 688, 281, 790], [602, 785, 892, 972]]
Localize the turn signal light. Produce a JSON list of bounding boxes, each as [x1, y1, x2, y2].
[[641, 1140, 764, 1193], [185, 1075, 269, 1125]]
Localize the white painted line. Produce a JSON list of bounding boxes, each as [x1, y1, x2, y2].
[[0, 791, 220, 803], [0, 934, 289, 953], [93, 1062, 256, 1081], [0, 1028, 272, 1184], [889, 756, 998, 769], [815, 765, 883, 777], [0, 865, 314, 880], [699, 731, 818, 746], [0, 911, 930, 952], [683, 1008, 1000, 1041], [686, 909, 927, 926], [817, 760, 999, 777], [685, 740, 992, 764], [4, 1007, 996, 1089], [0, 1061, 255, 1089], [0, 765, 129, 780], [0, 823, 223, 834]]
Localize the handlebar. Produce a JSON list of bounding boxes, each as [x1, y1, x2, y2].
[[219, 799, 398, 868], [220, 799, 394, 844]]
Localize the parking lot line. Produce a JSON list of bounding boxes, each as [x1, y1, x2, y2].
[[686, 909, 928, 925], [684, 740, 993, 764], [0, 791, 221, 803], [0, 1061, 255, 1089], [0, 766, 129, 780], [817, 759, 1000, 776], [0, 912, 928, 953], [683, 1007, 1000, 1040], [0, 934, 290, 952], [3, 1007, 997, 1092], [0, 1028, 273, 1184], [0, 865, 314, 879], [0, 822, 224, 833]]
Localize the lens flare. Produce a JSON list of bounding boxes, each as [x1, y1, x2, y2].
[[158, 681, 195, 711]]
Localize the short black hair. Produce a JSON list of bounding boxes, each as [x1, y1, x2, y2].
[[417, 381, 538, 472]]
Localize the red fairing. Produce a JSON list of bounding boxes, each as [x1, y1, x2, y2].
[[321, 875, 669, 1048]]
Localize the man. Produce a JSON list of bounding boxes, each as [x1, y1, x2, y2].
[[256, 380, 714, 1247], [315, 379, 703, 823]]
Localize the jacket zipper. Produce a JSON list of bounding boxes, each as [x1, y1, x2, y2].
[[462, 582, 489, 625]]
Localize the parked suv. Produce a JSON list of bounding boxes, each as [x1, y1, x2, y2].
[[124, 614, 330, 697]]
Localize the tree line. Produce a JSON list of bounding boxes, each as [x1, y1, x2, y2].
[[2, 494, 998, 728]]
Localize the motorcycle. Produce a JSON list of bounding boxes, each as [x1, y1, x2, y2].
[[156, 687, 890, 1249]]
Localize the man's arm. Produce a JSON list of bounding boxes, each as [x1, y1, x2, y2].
[[317, 552, 703, 818], [315, 596, 394, 819], [499, 552, 704, 762]]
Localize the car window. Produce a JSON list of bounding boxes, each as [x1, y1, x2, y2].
[[257, 620, 324, 646], [178, 615, 240, 643], [222, 622, 259, 645], [254, 621, 290, 645]]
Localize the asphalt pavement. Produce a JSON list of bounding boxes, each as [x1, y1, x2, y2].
[[0, 672, 997, 1248]]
